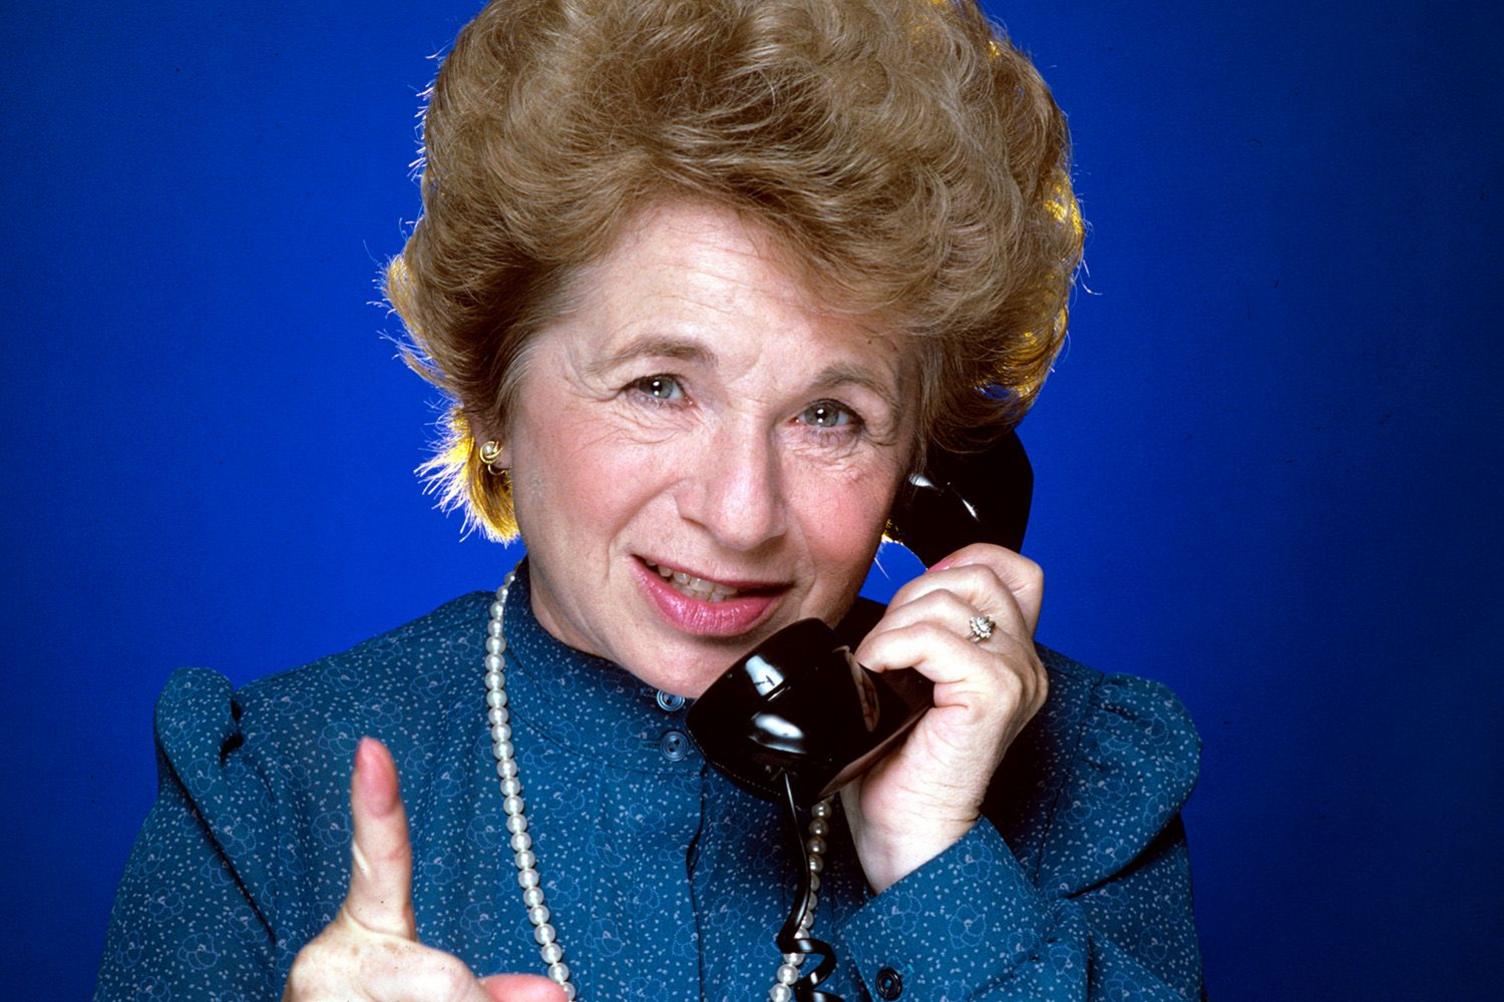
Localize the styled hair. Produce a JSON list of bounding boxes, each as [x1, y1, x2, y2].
[[385, 0, 1083, 541]]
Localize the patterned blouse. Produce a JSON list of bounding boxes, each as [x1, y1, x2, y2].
[[96, 562, 1204, 1000]]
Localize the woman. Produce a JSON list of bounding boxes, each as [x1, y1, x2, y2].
[[96, 1, 1202, 1000]]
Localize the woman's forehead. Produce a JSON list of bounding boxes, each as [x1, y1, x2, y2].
[[557, 201, 915, 380]]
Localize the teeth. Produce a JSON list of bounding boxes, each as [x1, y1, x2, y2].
[[646, 561, 740, 602]]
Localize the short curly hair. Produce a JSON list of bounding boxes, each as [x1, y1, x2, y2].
[[385, 0, 1083, 541]]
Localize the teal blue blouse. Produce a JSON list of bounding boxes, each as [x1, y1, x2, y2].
[[96, 564, 1204, 1000]]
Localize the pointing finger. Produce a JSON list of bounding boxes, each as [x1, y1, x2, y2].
[[340, 736, 417, 940]]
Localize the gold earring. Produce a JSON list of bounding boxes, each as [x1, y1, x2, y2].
[[479, 440, 505, 476]]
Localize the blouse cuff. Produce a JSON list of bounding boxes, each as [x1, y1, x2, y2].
[[837, 817, 1064, 996]]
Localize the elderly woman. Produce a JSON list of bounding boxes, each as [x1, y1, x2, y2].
[[96, 1, 1202, 1000]]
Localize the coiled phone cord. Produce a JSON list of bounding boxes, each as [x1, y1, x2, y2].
[[776, 772, 841, 1002]]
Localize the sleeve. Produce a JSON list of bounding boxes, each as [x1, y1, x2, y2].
[[835, 672, 1204, 1001], [94, 668, 289, 1002]]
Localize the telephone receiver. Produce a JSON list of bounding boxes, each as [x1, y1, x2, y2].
[[684, 429, 1033, 1000], [685, 428, 1033, 810]]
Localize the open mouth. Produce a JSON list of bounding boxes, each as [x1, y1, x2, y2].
[[643, 559, 742, 603], [633, 557, 789, 638], [637, 557, 789, 603]]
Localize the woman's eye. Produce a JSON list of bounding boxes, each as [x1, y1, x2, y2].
[[799, 400, 860, 430], [630, 374, 685, 402]]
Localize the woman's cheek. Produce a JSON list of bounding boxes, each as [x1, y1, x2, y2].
[[792, 458, 898, 597]]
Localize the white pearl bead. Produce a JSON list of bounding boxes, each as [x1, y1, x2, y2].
[[498, 759, 518, 779], [810, 818, 829, 836], [523, 886, 545, 907], [807, 855, 824, 873], [511, 831, 532, 852], [487, 619, 504, 638], [561, 982, 576, 1000], [541, 942, 563, 964], [808, 872, 821, 892], [547, 962, 570, 983], [515, 849, 537, 870], [485, 653, 504, 671], [501, 777, 521, 797], [806, 835, 826, 855], [527, 904, 549, 925], [488, 707, 508, 727], [503, 794, 525, 816], [534, 922, 556, 945], [485, 672, 504, 691], [486, 689, 507, 709], [486, 636, 505, 655], [777, 963, 799, 984], [812, 801, 832, 818], [770, 985, 792, 1002], [494, 722, 512, 742], [490, 601, 504, 619], [494, 739, 515, 760], [506, 814, 528, 834], [518, 868, 540, 889], [783, 952, 804, 966]]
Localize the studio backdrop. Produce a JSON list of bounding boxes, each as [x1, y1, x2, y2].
[[2, 1, 1500, 998]]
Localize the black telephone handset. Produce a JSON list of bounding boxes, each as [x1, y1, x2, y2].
[[684, 430, 1032, 1001], [687, 429, 1032, 808]]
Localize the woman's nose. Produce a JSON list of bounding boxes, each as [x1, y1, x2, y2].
[[676, 425, 788, 551]]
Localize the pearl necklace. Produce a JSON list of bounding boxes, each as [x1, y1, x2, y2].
[[483, 568, 833, 1001]]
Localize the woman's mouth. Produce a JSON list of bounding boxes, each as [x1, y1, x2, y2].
[[644, 560, 742, 603], [634, 557, 788, 638]]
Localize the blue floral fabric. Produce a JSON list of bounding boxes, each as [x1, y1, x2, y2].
[[96, 563, 1204, 1000]]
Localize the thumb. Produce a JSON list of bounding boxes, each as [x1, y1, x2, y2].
[[340, 736, 417, 939], [479, 973, 569, 1002]]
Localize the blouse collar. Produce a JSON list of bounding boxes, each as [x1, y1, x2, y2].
[[495, 560, 701, 773]]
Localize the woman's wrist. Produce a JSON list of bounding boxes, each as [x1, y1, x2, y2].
[[851, 806, 980, 894]]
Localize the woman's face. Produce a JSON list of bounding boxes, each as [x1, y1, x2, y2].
[[499, 201, 916, 697]]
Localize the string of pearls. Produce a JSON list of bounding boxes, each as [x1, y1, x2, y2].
[[485, 571, 575, 998], [484, 567, 833, 1002], [769, 799, 833, 1002]]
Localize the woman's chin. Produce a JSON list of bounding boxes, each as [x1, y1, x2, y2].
[[616, 639, 731, 699]]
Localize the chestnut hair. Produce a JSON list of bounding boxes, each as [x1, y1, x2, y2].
[[385, 0, 1083, 541]]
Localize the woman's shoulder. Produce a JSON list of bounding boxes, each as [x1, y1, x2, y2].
[[126, 591, 493, 950], [152, 590, 494, 799], [982, 641, 1202, 892]]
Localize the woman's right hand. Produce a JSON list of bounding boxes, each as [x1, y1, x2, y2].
[[283, 737, 565, 1002]]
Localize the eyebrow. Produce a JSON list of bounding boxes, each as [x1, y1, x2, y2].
[[584, 333, 714, 376], [587, 331, 903, 413], [807, 362, 903, 415]]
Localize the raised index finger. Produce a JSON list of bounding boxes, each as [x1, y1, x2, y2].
[[341, 736, 417, 940]]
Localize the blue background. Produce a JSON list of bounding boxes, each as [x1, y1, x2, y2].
[[4, 1, 1500, 997]]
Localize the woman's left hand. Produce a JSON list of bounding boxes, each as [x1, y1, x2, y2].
[[841, 542, 1048, 894]]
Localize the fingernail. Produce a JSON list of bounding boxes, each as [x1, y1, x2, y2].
[[354, 737, 397, 815]]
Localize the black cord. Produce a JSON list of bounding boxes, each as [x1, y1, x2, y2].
[[777, 772, 841, 1002]]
